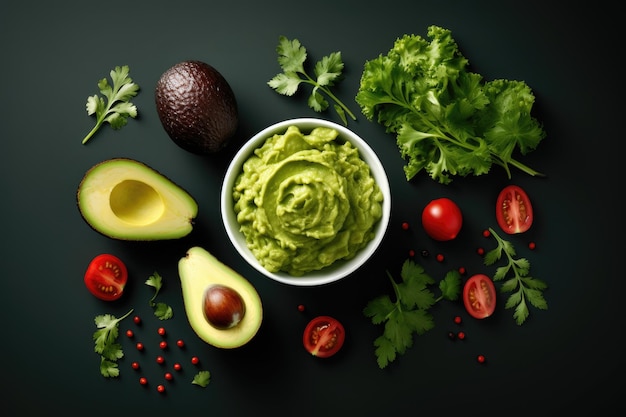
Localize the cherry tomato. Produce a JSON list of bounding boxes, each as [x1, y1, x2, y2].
[[421, 198, 463, 241], [463, 274, 497, 319], [83, 254, 128, 301], [496, 185, 533, 234], [303, 316, 345, 358]]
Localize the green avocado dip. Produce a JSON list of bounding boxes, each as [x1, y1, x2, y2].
[[232, 125, 384, 276]]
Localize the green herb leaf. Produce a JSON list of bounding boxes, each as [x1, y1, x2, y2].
[[146, 272, 173, 320], [82, 65, 140, 144], [92, 309, 133, 378], [363, 259, 461, 369], [484, 227, 548, 325], [268, 36, 356, 125], [356, 25, 546, 183], [192, 370, 211, 387]]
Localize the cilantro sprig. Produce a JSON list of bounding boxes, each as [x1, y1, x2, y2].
[[363, 260, 461, 369], [356, 25, 546, 183], [82, 65, 139, 144], [268, 36, 357, 125], [192, 370, 211, 388], [146, 272, 173, 320], [93, 308, 134, 377], [484, 227, 548, 325]]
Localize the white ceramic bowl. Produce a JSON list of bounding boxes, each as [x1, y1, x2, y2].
[[221, 118, 391, 286]]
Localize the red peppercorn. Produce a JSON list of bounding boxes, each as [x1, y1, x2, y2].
[[457, 331, 466, 340], [157, 327, 166, 336], [136, 342, 144, 351], [176, 339, 185, 348], [458, 266, 466, 275], [401, 222, 410, 230], [131, 362, 140, 370], [156, 356, 165, 365], [482, 229, 491, 238], [297, 304, 305, 312], [157, 384, 166, 393], [408, 249, 415, 257], [477, 355, 486, 363], [528, 241, 536, 250], [436, 253, 444, 262], [133, 316, 141, 325], [126, 329, 134, 338], [453, 316, 462, 325], [139, 377, 148, 385], [164, 372, 173, 381], [173, 363, 182, 371], [159, 341, 168, 350], [477, 247, 485, 256], [191, 356, 200, 365]]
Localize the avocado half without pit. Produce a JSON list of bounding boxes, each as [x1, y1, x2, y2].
[[155, 60, 239, 154], [77, 158, 198, 240], [178, 247, 263, 349]]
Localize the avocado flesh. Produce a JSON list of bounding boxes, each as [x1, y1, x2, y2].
[[77, 158, 198, 240], [178, 246, 262, 349]]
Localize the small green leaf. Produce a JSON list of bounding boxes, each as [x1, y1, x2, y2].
[[192, 371, 211, 387]]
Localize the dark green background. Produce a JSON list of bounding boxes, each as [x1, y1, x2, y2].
[[2, 1, 622, 415]]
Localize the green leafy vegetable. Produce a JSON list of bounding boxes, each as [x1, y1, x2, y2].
[[82, 65, 139, 144], [145, 272, 173, 320], [363, 260, 461, 369], [355, 25, 546, 183], [268, 36, 356, 125], [191, 370, 211, 387], [93, 309, 133, 378], [484, 227, 548, 325]]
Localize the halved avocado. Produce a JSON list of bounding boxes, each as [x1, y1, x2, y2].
[[178, 246, 263, 349], [77, 158, 198, 240]]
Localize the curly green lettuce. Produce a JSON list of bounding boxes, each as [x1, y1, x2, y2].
[[356, 25, 546, 184]]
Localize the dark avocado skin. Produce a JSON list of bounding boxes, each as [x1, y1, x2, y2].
[[155, 60, 238, 154]]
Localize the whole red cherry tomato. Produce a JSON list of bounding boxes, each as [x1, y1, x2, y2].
[[496, 185, 533, 234], [303, 316, 345, 358], [84, 254, 128, 301], [421, 198, 463, 241], [463, 274, 496, 319]]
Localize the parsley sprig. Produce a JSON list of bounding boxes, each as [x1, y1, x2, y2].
[[93, 308, 134, 377], [484, 227, 548, 325], [82, 65, 139, 144], [268, 36, 357, 125], [192, 370, 211, 387], [146, 272, 173, 320], [363, 260, 461, 369]]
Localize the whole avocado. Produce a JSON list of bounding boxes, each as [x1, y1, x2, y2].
[[155, 60, 238, 154]]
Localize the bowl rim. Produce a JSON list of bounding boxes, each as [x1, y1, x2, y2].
[[220, 117, 391, 286]]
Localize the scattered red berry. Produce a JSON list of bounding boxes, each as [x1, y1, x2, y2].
[[139, 377, 148, 385], [482, 229, 491, 238], [477, 354, 486, 364], [159, 341, 168, 350], [164, 372, 173, 381], [457, 331, 466, 340], [133, 316, 141, 325], [157, 384, 166, 393], [157, 327, 166, 336], [409, 249, 415, 257], [136, 342, 144, 351], [401, 221, 410, 230], [476, 247, 485, 255], [436, 253, 444, 262], [528, 241, 536, 250], [126, 329, 134, 338], [131, 362, 140, 370], [176, 339, 185, 348], [191, 356, 200, 365], [156, 355, 165, 365], [297, 304, 305, 312], [458, 266, 466, 275], [173, 363, 182, 371], [453, 316, 462, 325]]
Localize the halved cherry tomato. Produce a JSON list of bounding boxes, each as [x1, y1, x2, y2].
[[303, 316, 345, 358], [496, 185, 533, 234], [463, 274, 496, 319], [84, 254, 128, 301], [421, 198, 463, 241]]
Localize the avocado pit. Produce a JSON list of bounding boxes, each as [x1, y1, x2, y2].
[[203, 284, 246, 329]]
